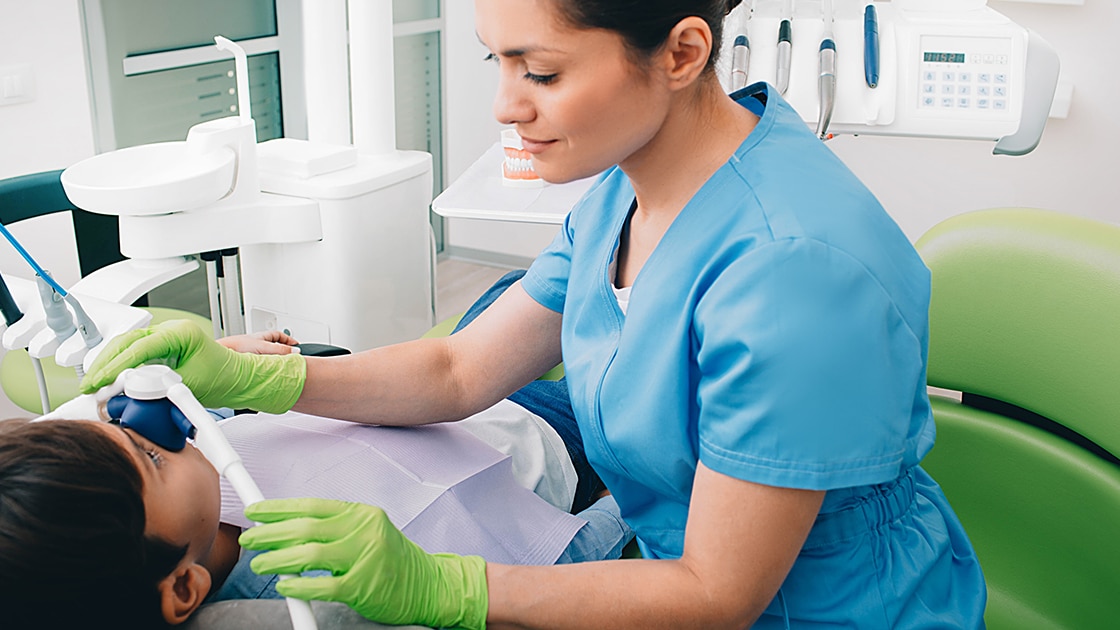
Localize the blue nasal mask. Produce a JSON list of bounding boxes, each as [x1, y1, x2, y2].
[[107, 394, 195, 452]]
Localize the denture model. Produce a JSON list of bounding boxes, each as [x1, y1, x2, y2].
[[501, 129, 545, 187]]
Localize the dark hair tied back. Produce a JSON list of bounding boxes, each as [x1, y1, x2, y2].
[[554, 0, 738, 70]]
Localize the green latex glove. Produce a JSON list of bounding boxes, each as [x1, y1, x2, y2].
[[240, 497, 488, 630], [79, 319, 306, 414]]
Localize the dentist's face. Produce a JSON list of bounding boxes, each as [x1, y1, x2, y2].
[[476, 0, 672, 183]]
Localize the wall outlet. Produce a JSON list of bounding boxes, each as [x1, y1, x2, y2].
[[0, 64, 35, 107]]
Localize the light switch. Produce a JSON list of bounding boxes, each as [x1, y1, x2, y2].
[[0, 64, 35, 106]]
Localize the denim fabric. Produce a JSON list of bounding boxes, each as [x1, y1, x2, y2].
[[452, 269, 605, 513], [554, 495, 634, 564]]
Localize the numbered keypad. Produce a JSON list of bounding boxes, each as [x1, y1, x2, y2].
[[919, 56, 1009, 112]]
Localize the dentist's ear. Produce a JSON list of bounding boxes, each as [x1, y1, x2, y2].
[[158, 562, 212, 625], [660, 16, 715, 91]]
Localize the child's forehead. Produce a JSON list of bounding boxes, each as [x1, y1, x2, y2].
[[78, 420, 148, 465]]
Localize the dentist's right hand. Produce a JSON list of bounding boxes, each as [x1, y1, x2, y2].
[[79, 319, 306, 413], [240, 497, 488, 630]]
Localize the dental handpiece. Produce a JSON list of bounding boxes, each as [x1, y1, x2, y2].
[[36, 275, 75, 342], [816, 39, 836, 139], [816, 0, 837, 140], [731, 34, 751, 91], [776, 18, 792, 94]]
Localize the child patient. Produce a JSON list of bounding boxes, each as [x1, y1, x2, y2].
[[0, 364, 628, 628], [0, 273, 630, 629]]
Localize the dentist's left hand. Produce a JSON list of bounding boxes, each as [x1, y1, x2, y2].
[[240, 497, 488, 630], [79, 319, 306, 414]]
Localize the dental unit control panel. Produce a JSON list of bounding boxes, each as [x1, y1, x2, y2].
[[722, 0, 1060, 154]]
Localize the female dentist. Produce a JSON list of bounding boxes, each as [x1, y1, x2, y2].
[[82, 0, 987, 627]]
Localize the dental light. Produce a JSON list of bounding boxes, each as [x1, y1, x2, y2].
[[37, 365, 320, 630]]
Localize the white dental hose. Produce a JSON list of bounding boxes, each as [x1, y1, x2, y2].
[[164, 382, 317, 629], [30, 355, 51, 414]]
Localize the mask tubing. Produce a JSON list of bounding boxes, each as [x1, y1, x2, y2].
[[164, 383, 318, 630]]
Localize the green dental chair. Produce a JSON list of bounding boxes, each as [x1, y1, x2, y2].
[[916, 208, 1120, 629], [0, 169, 211, 414]]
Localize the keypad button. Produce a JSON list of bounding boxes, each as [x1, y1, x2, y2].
[[978, 86, 990, 96], [942, 84, 955, 94], [924, 71, 936, 82], [922, 96, 935, 107], [995, 74, 1007, 84], [994, 86, 1007, 97], [923, 83, 936, 94], [959, 85, 971, 95], [994, 100, 1007, 110], [943, 72, 955, 82], [977, 99, 989, 109], [958, 72, 971, 83], [979, 73, 991, 83], [941, 97, 955, 108]]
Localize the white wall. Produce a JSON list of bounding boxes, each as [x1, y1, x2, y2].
[[0, 1, 97, 178], [0, 0, 98, 279], [441, 0, 1117, 255]]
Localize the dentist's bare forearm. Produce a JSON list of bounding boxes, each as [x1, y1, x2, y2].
[[294, 338, 490, 425], [486, 559, 764, 630]]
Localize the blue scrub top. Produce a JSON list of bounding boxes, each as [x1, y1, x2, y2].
[[523, 84, 985, 627]]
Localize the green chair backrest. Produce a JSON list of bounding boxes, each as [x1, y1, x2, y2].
[[918, 207, 1120, 458], [916, 208, 1120, 629], [923, 398, 1120, 629]]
